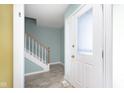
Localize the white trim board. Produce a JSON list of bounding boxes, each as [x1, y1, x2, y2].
[[13, 4, 24, 88], [49, 62, 64, 66], [25, 69, 49, 76], [25, 62, 64, 76], [103, 5, 113, 88]]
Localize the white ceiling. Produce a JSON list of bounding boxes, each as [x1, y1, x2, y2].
[[25, 4, 69, 28]]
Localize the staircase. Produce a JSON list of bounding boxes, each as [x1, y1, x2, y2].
[[24, 32, 50, 74]]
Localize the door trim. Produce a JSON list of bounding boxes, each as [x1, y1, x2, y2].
[[103, 5, 113, 88], [64, 4, 113, 88], [13, 4, 24, 88]]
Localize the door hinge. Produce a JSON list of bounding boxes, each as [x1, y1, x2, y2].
[[102, 4, 104, 12], [102, 50, 104, 60], [19, 12, 21, 17]]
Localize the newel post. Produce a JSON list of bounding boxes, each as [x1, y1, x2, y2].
[[48, 47, 50, 64]]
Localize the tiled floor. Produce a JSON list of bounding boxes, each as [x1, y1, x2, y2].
[[25, 64, 73, 88]]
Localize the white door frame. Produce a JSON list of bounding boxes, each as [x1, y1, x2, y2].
[[64, 4, 113, 88], [103, 5, 113, 88], [13, 4, 24, 88], [13, 4, 112, 88]]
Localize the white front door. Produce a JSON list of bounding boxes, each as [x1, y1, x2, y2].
[[65, 5, 104, 88]]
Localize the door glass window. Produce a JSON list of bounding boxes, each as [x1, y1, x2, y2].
[[77, 9, 93, 55]]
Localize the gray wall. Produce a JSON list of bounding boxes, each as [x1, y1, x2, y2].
[[25, 18, 64, 63]]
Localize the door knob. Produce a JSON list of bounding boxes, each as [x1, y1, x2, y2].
[[71, 55, 75, 58], [72, 45, 75, 48]]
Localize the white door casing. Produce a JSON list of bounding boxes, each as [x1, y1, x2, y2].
[[13, 4, 24, 88]]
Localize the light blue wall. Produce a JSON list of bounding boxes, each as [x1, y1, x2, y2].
[[25, 18, 64, 63], [24, 4, 80, 74], [25, 58, 43, 74], [60, 27, 64, 63]]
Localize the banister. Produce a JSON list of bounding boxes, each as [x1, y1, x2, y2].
[[25, 32, 49, 50], [25, 32, 50, 64], [47, 47, 50, 64]]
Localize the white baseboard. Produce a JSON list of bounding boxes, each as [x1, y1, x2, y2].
[[59, 62, 64, 66], [25, 62, 64, 76], [49, 61, 64, 66], [25, 69, 49, 76]]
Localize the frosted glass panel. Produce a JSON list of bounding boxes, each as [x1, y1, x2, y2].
[[77, 9, 93, 54]]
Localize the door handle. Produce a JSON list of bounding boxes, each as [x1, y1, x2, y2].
[[72, 45, 75, 48], [71, 55, 75, 58]]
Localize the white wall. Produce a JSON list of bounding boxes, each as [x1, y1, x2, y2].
[[113, 5, 124, 88]]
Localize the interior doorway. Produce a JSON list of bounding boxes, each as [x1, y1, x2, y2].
[[13, 4, 112, 88], [24, 4, 72, 88]]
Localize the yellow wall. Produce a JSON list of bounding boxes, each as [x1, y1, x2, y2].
[[0, 4, 13, 88]]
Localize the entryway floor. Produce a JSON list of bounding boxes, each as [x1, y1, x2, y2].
[[25, 64, 73, 88]]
